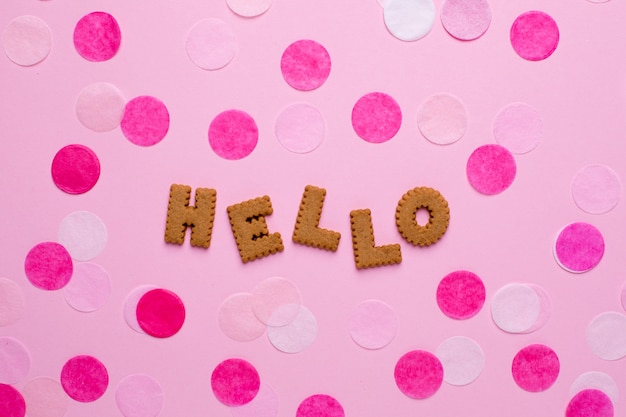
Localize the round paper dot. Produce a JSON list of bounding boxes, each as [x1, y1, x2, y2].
[[121, 96, 170, 147], [0, 384, 25, 417], [554, 222, 605, 273], [136, 289, 185, 338], [586, 312, 626, 361], [116, 374, 164, 417], [525, 284, 552, 333], [76, 82, 126, 132], [267, 305, 317, 353], [73, 12, 121, 62], [349, 300, 397, 350], [296, 394, 345, 417], [570, 372, 619, 405], [24, 242, 73, 291], [51, 144, 101, 194], [0, 278, 25, 326], [211, 358, 260, 406], [252, 277, 301, 327], [60, 355, 108, 402], [209, 109, 258, 160], [230, 383, 279, 417], [493, 102, 543, 154], [22, 377, 69, 417], [417, 93, 468, 145], [226, 0, 272, 17], [510, 11, 559, 61], [566, 389, 614, 417], [218, 293, 266, 342], [351, 92, 402, 143], [436, 336, 484, 386], [275, 103, 325, 153], [466, 144, 516, 195], [572, 165, 622, 214], [436, 270, 486, 320], [511, 344, 560, 392], [2, 15, 52, 66], [280, 40, 331, 91], [491, 283, 540, 333], [0, 337, 31, 384], [395, 350, 443, 399], [440, 0, 492, 41], [63, 262, 111, 312], [123, 286, 157, 333], [186, 19, 237, 70], [58, 211, 107, 261], [384, 0, 435, 41]]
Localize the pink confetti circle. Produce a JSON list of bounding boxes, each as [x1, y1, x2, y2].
[[226, 0, 272, 17], [22, 377, 69, 417], [384, 0, 435, 41], [24, 242, 73, 291], [121, 96, 170, 147], [58, 211, 107, 261], [0, 383, 25, 417], [493, 102, 543, 154], [296, 394, 345, 417], [231, 383, 279, 417], [2, 15, 52, 67], [349, 300, 397, 350], [511, 344, 560, 392], [275, 103, 326, 153], [115, 374, 164, 417], [136, 288, 185, 338], [436, 336, 485, 386], [281, 40, 331, 91], [0, 278, 25, 326], [63, 262, 111, 312], [266, 305, 317, 353], [0, 337, 31, 384], [218, 293, 266, 342], [351, 92, 402, 143], [73, 12, 121, 62], [440, 0, 492, 41], [123, 286, 157, 333], [586, 312, 626, 361], [186, 19, 237, 71], [60, 355, 108, 402], [554, 222, 604, 273], [572, 165, 622, 214], [209, 109, 258, 160], [75, 82, 126, 132], [51, 144, 100, 194], [394, 350, 443, 399], [570, 372, 619, 405], [251, 277, 301, 327], [436, 270, 485, 320], [466, 144, 516, 195], [211, 358, 260, 406], [566, 389, 614, 417], [510, 11, 559, 61], [417, 93, 467, 145]]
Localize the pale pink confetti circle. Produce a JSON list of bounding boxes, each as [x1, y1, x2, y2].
[[73, 11, 121, 62], [570, 372, 619, 405], [586, 312, 626, 361], [352, 92, 402, 143], [296, 394, 345, 417], [58, 210, 107, 261], [76, 82, 126, 132], [267, 305, 317, 353], [51, 144, 101, 194], [349, 300, 397, 350], [231, 383, 279, 417], [209, 109, 258, 160], [493, 102, 543, 154], [63, 262, 111, 312], [440, 0, 492, 41], [22, 377, 69, 417], [123, 285, 157, 333], [136, 288, 185, 338], [566, 389, 614, 417], [436, 336, 484, 386], [510, 11, 559, 61], [436, 270, 485, 320], [60, 355, 108, 402], [512, 344, 560, 392], [572, 165, 622, 214], [0, 383, 25, 417], [417, 93, 468, 145], [226, 0, 272, 17], [395, 350, 443, 399], [281, 40, 331, 91], [2, 16, 52, 66], [275, 103, 325, 153], [0, 278, 25, 326], [218, 293, 266, 342], [115, 374, 164, 417], [466, 144, 516, 195], [525, 284, 552, 333], [0, 337, 31, 384], [554, 222, 604, 273], [384, 0, 435, 41], [211, 358, 260, 406], [251, 276, 301, 327], [491, 283, 541, 333], [24, 242, 73, 291], [121, 96, 170, 146], [186, 19, 237, 71]]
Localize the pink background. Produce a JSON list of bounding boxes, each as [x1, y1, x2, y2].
[[2, 0, 626, 416]]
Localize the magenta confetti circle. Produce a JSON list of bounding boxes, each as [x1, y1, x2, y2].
[[73, 11, 121, 62], [60, 355, 109, 402], [394, 350, 443, 399], [0, 383, 25, 417], [511, 344, 559, 392], [121, 96, 170, 146], [466, 144, 516, 195], [24, 242, 73, 291], [566, 389, 614, 417], [436, 270, 485, 320], [208, 109, 258, 160], [296, 394, 345, 417], [351, 92, 402, 143], [510, 11, 559, 61], [554, 222, 605, 273], [51, 144, 100, 194], [211, 358, 260, 406], [281, 39, 331, 91], [136, 289, 185, 338]]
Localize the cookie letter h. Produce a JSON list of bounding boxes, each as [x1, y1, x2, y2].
[[164, 184, 217, 248]]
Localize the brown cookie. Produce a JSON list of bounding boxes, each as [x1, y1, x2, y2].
[[292, 185, 341, 251], [164, 184, 216, 248], [396, 187, 450, 246], [350, 209, 402, 269]]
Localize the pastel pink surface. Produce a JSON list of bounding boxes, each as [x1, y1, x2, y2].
[[417, 93, 467, 145], [511, 344, 559, 392], [136, 288, 185, 338], [493, 102, 543, 154], [510, 11, 559, 61], [73, 12, 121, 62], [24, 242, 73, 291], [51, 144, 100, 194], [115, 374, 164, 417], [22, 377, 69, 417], [571, 165, 622, 215], [296, 394, 345, 417], [211, 358, 260, 406], [566, 389, 614, 417], [280, 40, 331, 91], [554, 222, 605, 273], [348, 299, 397, 350], [2, 15, 51, 66], [440, 0, 492, 41], [466, 144, 516, 195], [275, 103, 325, 154], [75, 82, 126, 132], [0, 337, 31, 384], [0, 383, 25, 417], [218, 293, 266, 342], [186, 19, 237, 71], [60, 355, 109, 402], [351, 92, 402, 143], [121, 96, 170, 146], [0, 278, 25, 326], [63, 262, 111, 312], [436, 270, 485, 320], [622, 284, 626, 311], [230, 383, 279, 417], [394, 350, 443, 399], [208, 109, 258, 160]]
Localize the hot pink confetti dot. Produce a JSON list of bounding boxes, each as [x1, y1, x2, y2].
[[351, 92, 402, 143], [281, 40, 331, 91], [466, 144, 516, 195], [136, 289, 185, 338], [24, 242, 73, 291], [510, 11, 559, 61], [436, 270, 486, 320], [60, 355, 109, 402], [0, 384, 25, 417], [511, 344, 560, 392], [51, 144, 100, 194], [394, 350, 443, 399], [73, 12, 121, 62], [208, 110, 258, 160], [566, 389, 614, 417], [554, 222, 605, 273], [211, 358, 260, 406], [296, 394, 345, 417], [121, 96, 170, 147]]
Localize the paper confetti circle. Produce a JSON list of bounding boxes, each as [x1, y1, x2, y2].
[[349, 299, 397, 350], [51, 144, 101, 194], [510, 10, 559, 61], [21, 377, 69, 417], [251, 276, 302, 327], [2, 15, 52, 66], [571, 165, 622, 214], [58, 210, 107, 261], [0, 337, 31, 384], [351, 92, 402, 143], [0, 278, 25, 326], [436, 270, 486, 320], [511, 344, 560, 392], [115, 374, 164, 417], [586, 312, 626, 361], [467, 144, 516, 195], [440, 0, 492, 41], [123, 285, 157, 333], [491, 283, 551, 334], [60, 355, 109, 402], [417, 93, 468, 145], [0, 383, 26, 417], [394, 350, 443, 399], [73, 11, 121, 62], [566, 389, 614, 417], [76, 82, 126, 132], [121, 96, 170, 147], [384, 0, 435, 41], [570, 371, 619, 405], [226, 0, 272, 17], [281, 39, 331, 91], [63, 262, 111, 312], [211, 358, 260, 406], [554, 222, 605, 273], [275, 103, 326, 153], [436, 336, 484, 386], [186, 19, 237, 71], [493, 102, 543, 154], [218, 293, 266, 342], [136, 288, 186, 338], [267, 305, 317, 353], [209, 109, 258, 160], [296, 394, 345, 417], [24, 242, 73, 291]]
